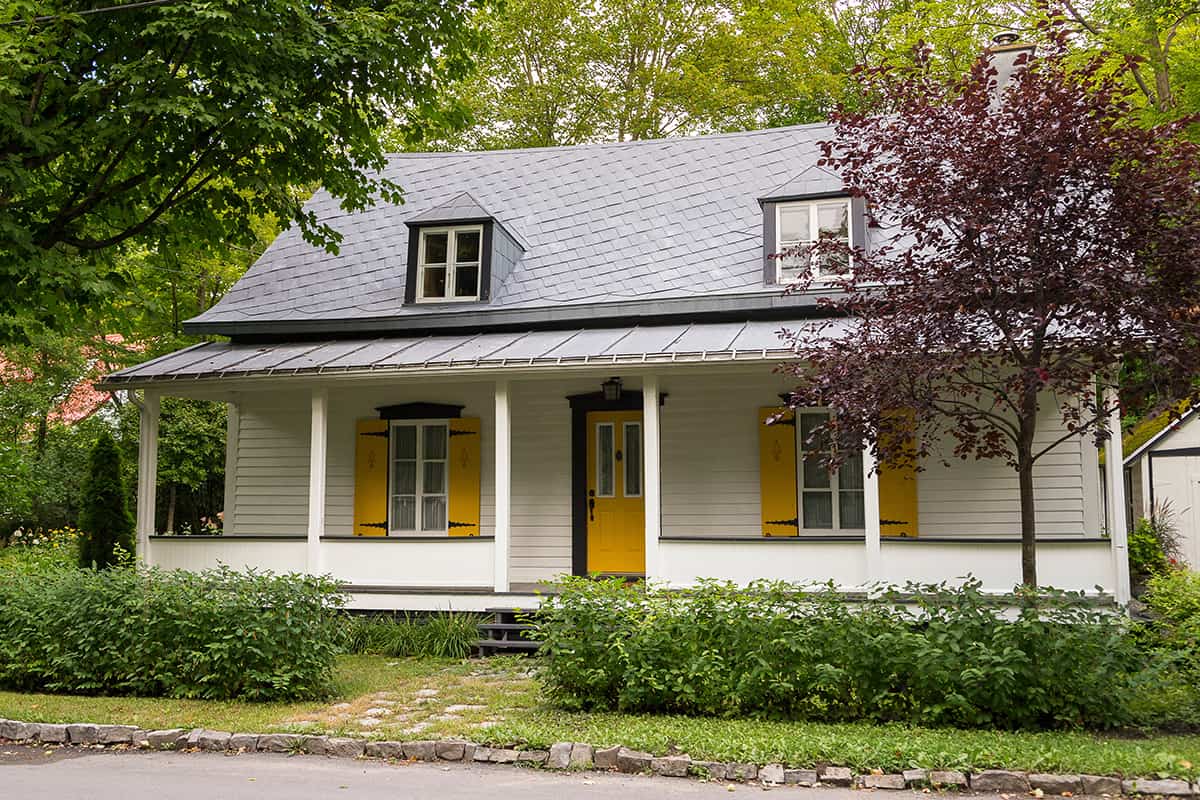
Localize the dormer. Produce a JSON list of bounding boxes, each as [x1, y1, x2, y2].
[[403, 192, 524, 304], [759, 166, 865, 286]]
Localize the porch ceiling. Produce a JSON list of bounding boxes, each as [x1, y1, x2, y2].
[[99, 319, 852, 387]]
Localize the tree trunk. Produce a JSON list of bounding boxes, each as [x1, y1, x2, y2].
[[1017, 456, 1037, 588], [166, 484, 176, 534]]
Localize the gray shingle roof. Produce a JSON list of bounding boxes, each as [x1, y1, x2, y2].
[[101, 319, 849, 386], [188, 124, 839, 335]]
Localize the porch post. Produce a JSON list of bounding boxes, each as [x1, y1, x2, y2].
[[494, 379, 511, 593], [643, 375, 662, 580], [135, 390, 160, 567], [307, 387, 328, 575], [1104, 387, 1131, 605], [862, 443, 882, 584]]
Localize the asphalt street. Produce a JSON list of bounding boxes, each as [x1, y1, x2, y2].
[[0, 745, 994, 800]]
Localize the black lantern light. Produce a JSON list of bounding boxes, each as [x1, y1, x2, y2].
[[602, 376, 623, 401]]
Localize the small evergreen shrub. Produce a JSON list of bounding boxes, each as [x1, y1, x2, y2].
[[0, 563, 345, 701], [530, 577, 1141, 729], [342, 612, 484, 659], [78, 431, 134, 569]]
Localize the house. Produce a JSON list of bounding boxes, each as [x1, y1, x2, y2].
[[1124, 407, 1200, 568], [99, 123, 1131, 610]]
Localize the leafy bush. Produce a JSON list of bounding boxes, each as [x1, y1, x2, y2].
[[1, 526, 80, 572], [343, 612, 483, 659], [1129, 569, 1200, 728], [78, 431, 134, 569], [1129, 504, 1182, 584], [530, 577, 1142, 729], [0, 563, 345, 701]]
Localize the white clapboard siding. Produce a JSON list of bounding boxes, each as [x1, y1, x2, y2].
[[229, 394, 310, 535]]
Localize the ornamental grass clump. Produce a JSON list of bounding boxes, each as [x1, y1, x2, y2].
[[530, 577, 1142, 730], [0, 564, 345, 701]]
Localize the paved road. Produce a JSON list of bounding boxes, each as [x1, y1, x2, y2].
[[0, 745, 982, 800]]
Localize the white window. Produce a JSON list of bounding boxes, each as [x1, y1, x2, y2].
[[798, 411, 865, 532], [776, 199, 852, 282], [389, 421, 449, 534], [417, 225, 482, 302]]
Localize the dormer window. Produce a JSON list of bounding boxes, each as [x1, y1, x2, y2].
[[417, 225, 483, 302], [776, 198, 852, 282]]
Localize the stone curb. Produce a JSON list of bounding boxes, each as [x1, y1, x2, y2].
[[0, 718, 1195, 795]]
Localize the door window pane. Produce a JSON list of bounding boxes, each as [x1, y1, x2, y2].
[[624, 422, 642, 497], [422, 496, 447, 531], [597, 423, 615, 497], [802, 492, 833, 529]]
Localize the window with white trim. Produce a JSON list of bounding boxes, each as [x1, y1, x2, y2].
[[417, 225, 482, 302], [798, 411, 865, 531], [777, 198, 852, 282], [389, 421, 449, 533]]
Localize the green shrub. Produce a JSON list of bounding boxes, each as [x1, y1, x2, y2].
[[342, 612, 483, 659], [529, 577, 1141, 730], [0, 563, 345, 701], [1130, 569, 1200, 728], [77, 431, 134, 569]]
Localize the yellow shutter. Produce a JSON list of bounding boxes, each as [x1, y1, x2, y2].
[[353, 419, 389, 536], [447, 417, 482, 536], [759, 407, 799, 537], [878, 411, 919, 537]]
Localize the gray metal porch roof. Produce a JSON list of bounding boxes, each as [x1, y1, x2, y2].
[[101, 319, 845, 386]]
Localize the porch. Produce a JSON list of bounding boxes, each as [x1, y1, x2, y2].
[[110, 328, 1132, 610]]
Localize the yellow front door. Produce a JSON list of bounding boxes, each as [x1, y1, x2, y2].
[[586, 410, 645, 574]]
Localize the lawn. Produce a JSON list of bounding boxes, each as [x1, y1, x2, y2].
[[1, 654, 1196, 779]]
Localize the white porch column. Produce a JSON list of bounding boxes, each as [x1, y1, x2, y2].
[[1104, 387, 1131, 605], [643, 375, 662, 580], [135, 390, 160, 567], [494, 380, 512, 592], [862, 444, 882, 584], [307, 388, 328, 575]]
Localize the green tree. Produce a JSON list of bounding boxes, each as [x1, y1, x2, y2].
[[78, 430, 134, 568], [0, 0, 486, 342], [155, 399, 227, 534]]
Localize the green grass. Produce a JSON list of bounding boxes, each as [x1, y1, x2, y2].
[[1, 655, 1197, 779]]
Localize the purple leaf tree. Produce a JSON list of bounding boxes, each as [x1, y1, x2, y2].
[[782, 30, 1200, 587]]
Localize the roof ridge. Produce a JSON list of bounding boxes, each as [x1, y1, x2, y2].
[[385, 123, 831, 160]]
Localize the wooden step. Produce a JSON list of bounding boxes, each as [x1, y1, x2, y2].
[[478, 622, 531, 631], [476, 638, 540, 652]]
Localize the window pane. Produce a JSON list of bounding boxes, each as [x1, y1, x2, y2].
[[803, 455, 830, 489], [778, 205, 809, 242], [392, 460, 416, 495], [422, 266, 446, 298], [800, 412, 829, 443], [802, 492, 833, 529], [624, 423, 642, 496], [423, 232, 448, 263], [455, 265, 479, 297], [392, 495, 416, 530], [423, 425, 447, 459], [840, 491, 866, 529], [455, 230, 481, 262], [422, 496, 447, 531], [597, 424, 614, 496], [393, 426, 416, 459], [817, 203, 849, 240], [839, 452, 864, 490], [423, 460, 446, 494]]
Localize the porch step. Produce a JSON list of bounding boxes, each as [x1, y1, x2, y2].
[[477, 607, 540, 656]]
